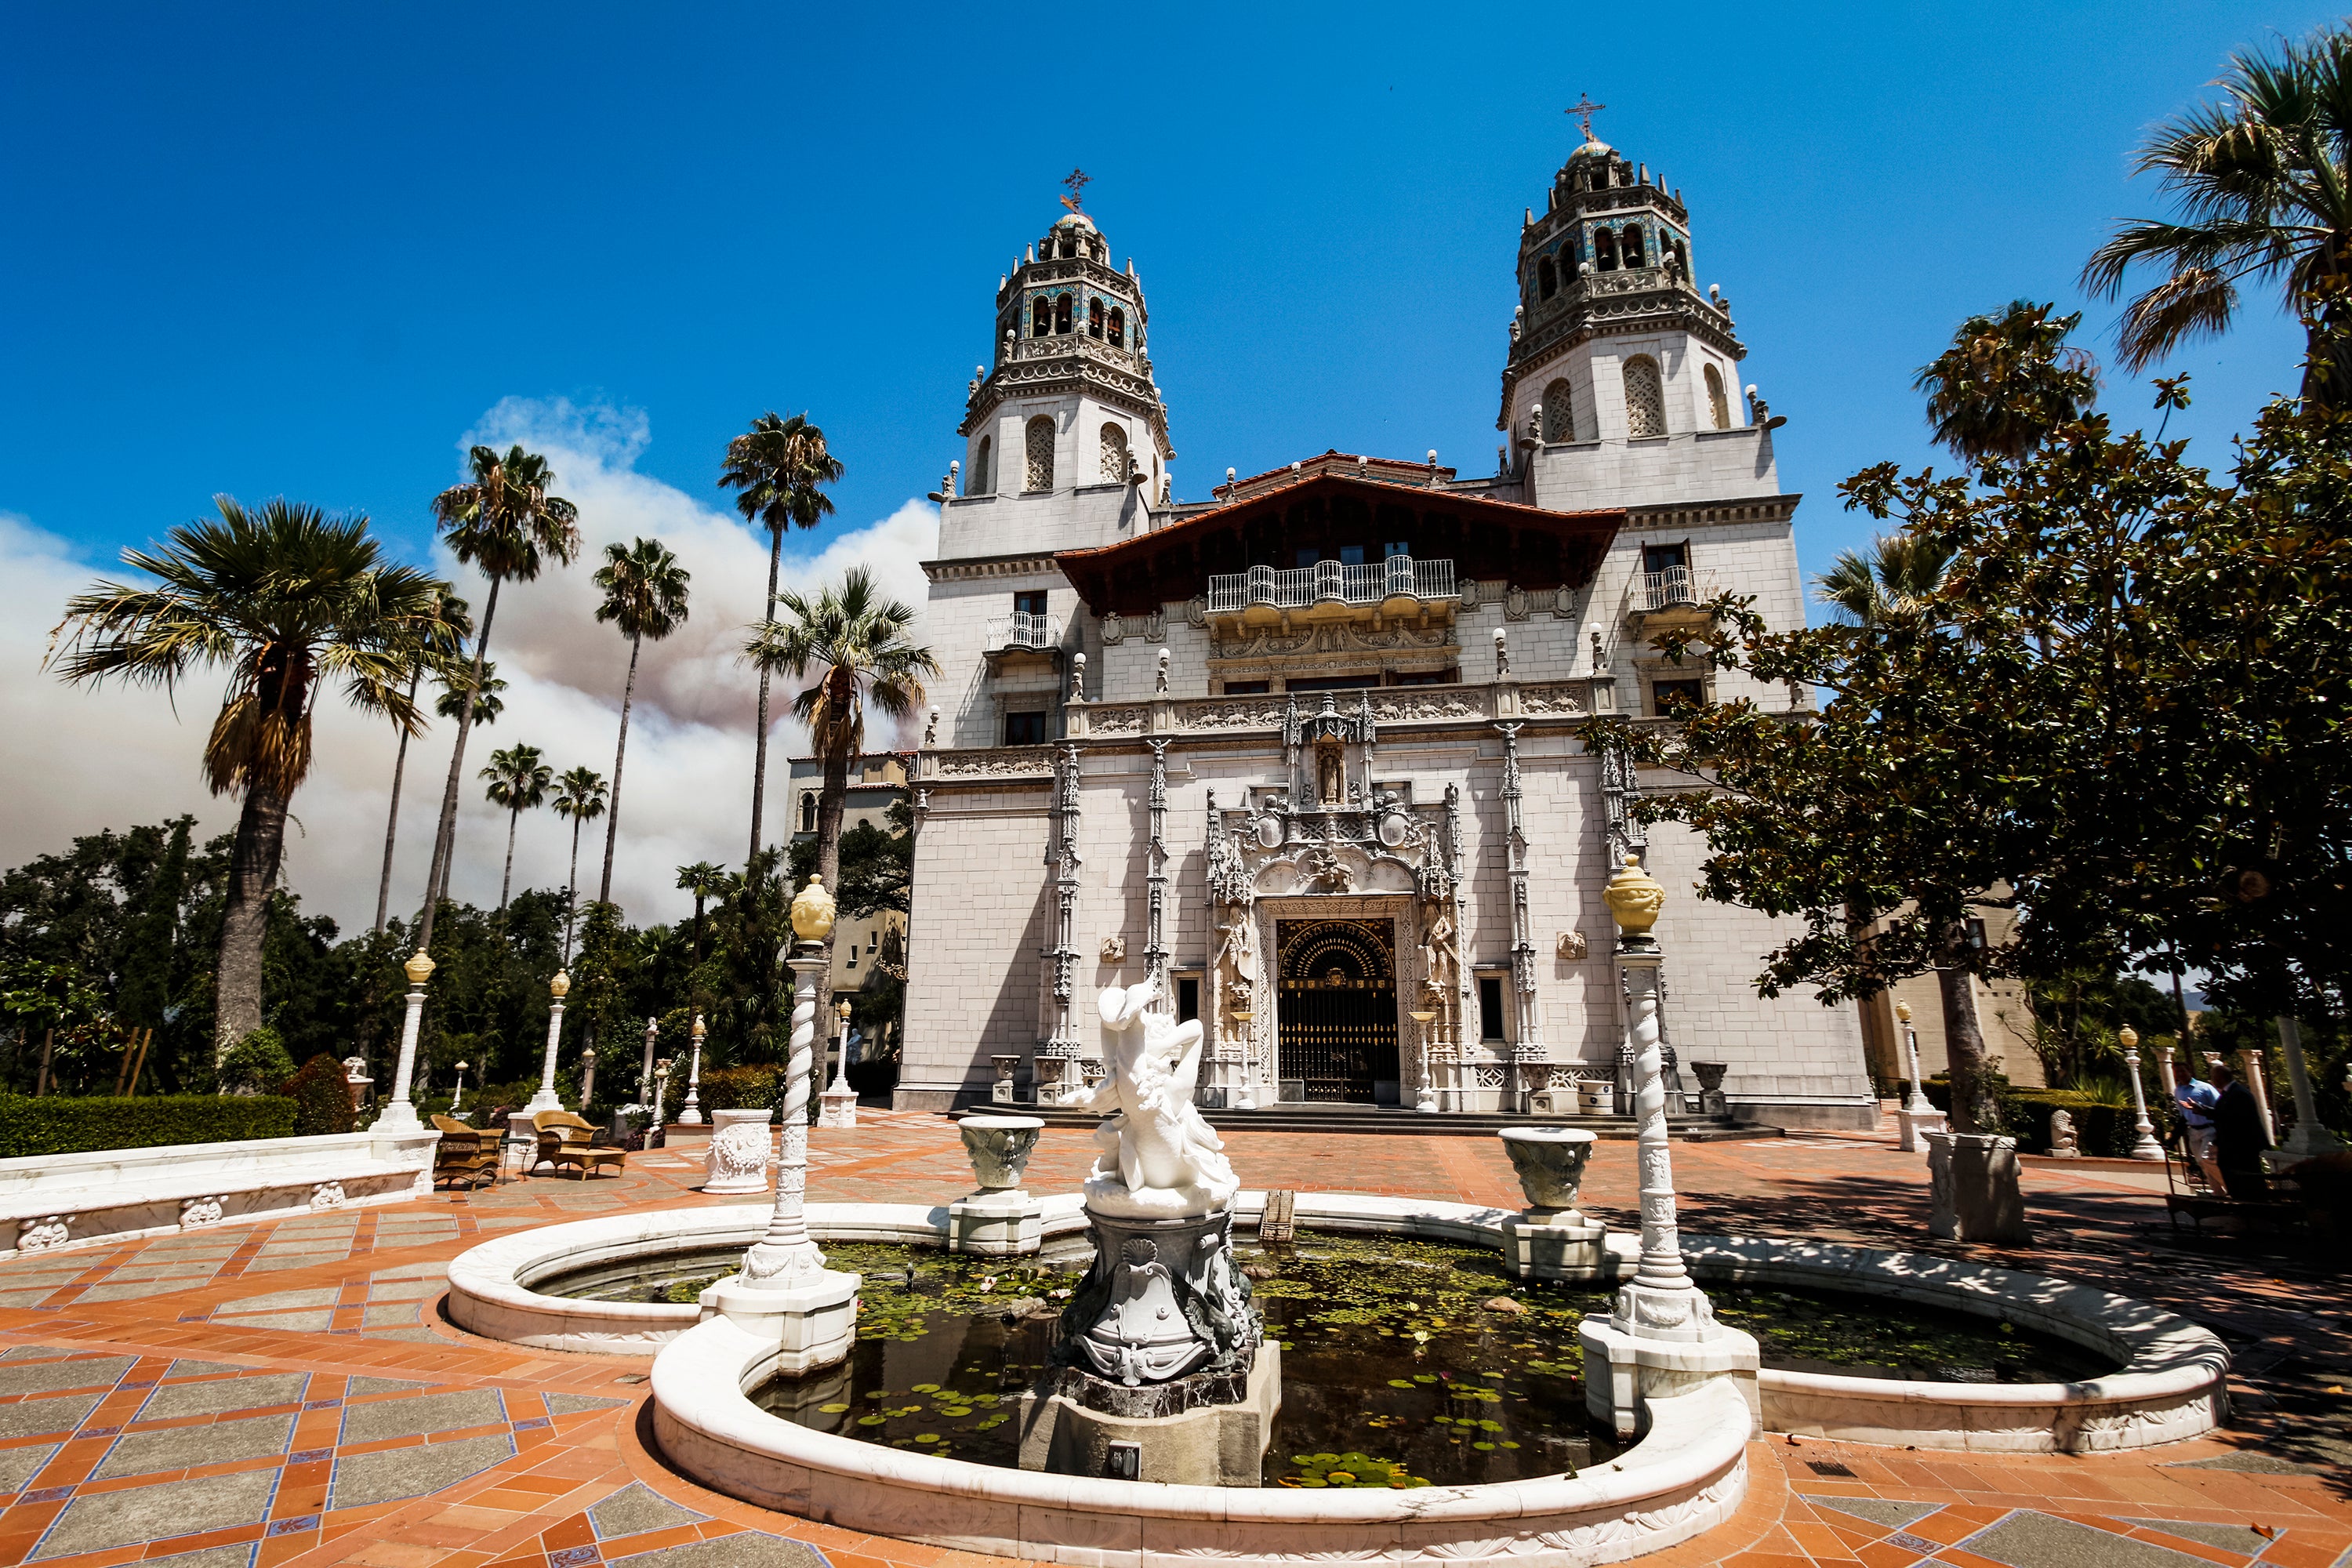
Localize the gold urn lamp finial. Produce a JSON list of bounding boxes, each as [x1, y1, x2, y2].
[[691, 1011, 706, 1043], [403, 949, 436, 987], [1895, 1000, 1912, 1025], [549, 969, 571, 1000], [2119, 1025, 2139, 1051], [1602, 851, 1666, 950], [790, 873, 837, 943]]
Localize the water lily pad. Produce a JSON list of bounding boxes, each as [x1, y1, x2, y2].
[[912, 1383, 941, 1393], [913, 1432, 940, 1443], [818, 1403, 851, 1414]]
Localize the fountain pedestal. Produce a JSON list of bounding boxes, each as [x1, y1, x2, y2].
[[1498, 1126, 1606, 1282], [949, 1114, 1045, 1256]]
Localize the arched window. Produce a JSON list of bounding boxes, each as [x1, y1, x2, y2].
[[1058, 236, 1074, 260], [1054, 294, 1073, 334], [1704, 365, 1731, 430], [1562, 240, 1581, 283], [1621, 226, 1646, 268], [1595, 229, 1618, 271], [1025, 416, 1056, 491], [1536, 256, 1557, 300], [1668, 238, 1689, 278], [1087, 299, 1104, 339], [1032, 297, 1051, 336], [1543, 379, 1575, 441], [1624, 356, 1666, 439], [973, 436, 993, 495], [799, 793, 817, 834], [1098, 422, 1130, 482], [1107, 307, 1125, 347]]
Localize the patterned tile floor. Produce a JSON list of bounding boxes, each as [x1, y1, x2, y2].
[[0, 1106, 2336, 1568]]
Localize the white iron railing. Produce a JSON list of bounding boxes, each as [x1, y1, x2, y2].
[[984, 612, 1061, 650], [1641, 567, 1697, 610], [1206, 556, 1457, 615]]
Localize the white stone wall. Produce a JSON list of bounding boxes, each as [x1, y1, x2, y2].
[[900, 790, 1054, 1101]]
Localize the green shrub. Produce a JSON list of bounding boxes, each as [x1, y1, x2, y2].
[[1924, 1078, 2146, 1156], [287, 1054, 356, 1137], [701, 1065, 779, 1111], [216, 1028, 297, 1096], [0, 1094, 298, 1158]]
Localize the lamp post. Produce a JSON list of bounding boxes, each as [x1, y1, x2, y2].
[[1894, 1000, 1947, 1153], [579, 1047, 597, 1116], [679, 1014, 705, 1125], [744, 875, 837, 1286], [451, 1061, 469, 1117], [651, 1058, 672, 1132], [378, 949, 434, 1131], [637, 1015, 658, 1108], [2120, 1025, 2164, 1162], [526, 971, 568, 1112], [821, 996, 858, 1128]]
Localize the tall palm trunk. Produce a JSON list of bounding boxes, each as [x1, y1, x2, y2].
[[691, 892, 707, 966], [499, 800, 522, 915], [1936, 917, 1997, 1134], [214, 782, 290, 1060], [809, 718, 852, 1115], [747, 525, 783, 865], [598, 630, 644, 905], [374, 670, 419, 935], [563, 815, 585, 965], [419, 579, 501, 948]]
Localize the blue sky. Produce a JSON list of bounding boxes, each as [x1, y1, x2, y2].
[[2, 2, 2336, 582]]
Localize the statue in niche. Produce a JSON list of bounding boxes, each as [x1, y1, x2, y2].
[[1298, 844, 1356, 895], [1317, 747, 1344, 805], [1083, 980, 1238, 1218], [1421, 899, 1459, 996], [1207, 818, 1250, 907], [1215, 911, 1258, 1009]]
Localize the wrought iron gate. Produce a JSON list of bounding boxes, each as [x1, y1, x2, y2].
[[1275, 920, 1399, 1102]]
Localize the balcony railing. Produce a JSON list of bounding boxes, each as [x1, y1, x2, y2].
[[1206, 556, 1457, 615], [985, 611, 1061, 650], [1640, 566, 1697, 611]]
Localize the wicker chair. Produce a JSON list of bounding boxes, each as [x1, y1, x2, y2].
[[431, 1115, 499, 1189], [532, 1109, 626, 1179]]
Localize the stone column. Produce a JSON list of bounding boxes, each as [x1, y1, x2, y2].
[[2120, 1026, 2165, 1161], [1577, 854, 1758, 1440], [526, 971, 568, 1112], [678, 1014, 706, 1125], [376, 950, 434, 1132], [1145, 739, 1170, 1011], [711, 875, 858, 1374], [1037, 742, 1086, 1105], [2275, 1016, 2347, 1158], [637, 1015, 658, 1108], [1497, 722, 1546, 1111], [1894, 1000, 1947, 1153], [2241, 1046, 2277, 1142], [821, 1000, 858, 1128]]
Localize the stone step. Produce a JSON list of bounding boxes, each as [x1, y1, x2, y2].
[[946, 1104, 1783, 1142]]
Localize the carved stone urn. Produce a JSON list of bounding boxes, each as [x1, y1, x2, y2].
[[1499, 1126, 1599, 1225], [959, 1114, 1044, 1194], [1602, 852, 1666, 949], [703, 1108, 775, 1196], [1688, 1061, 1729, 1116]]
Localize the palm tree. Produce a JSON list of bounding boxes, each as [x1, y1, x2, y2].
[[676, 859, 727, 967], [414, 662, 509, 911], [481, 743, 551, 916], [416, 445, 579, 949], [1912, 300, 2099, 463], [553, 766, 608, 964], [718, 412, 843, 865], [591, 537, 691, 906], [742, 566, 938, 1041], [1813, 535, 1954, 625], [372, 597, 474, 936], [49, 498, 455, 1057], [2082, 24, 2352, 403]]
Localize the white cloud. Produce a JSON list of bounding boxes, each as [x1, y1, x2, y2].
[[0, 401, 939, 935]]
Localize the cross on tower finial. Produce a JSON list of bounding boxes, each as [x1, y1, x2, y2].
[[1060, 168, 1092, 212], [1566, 93, 1607, 142]]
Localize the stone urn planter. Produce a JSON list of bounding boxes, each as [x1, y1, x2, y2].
[[702, 1108, 775, 1196], [951, 1114, 1046, 1256], [1497, 1126, 1604, 1280], [1581, 1080, 1616, 1116], [1689, 1061, 1729, 1116]]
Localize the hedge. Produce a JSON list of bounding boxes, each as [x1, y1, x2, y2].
[[287, 1054, 357, 1138], [1922, 1080, 2145, 1157], [0, 1094, 299, 1159]]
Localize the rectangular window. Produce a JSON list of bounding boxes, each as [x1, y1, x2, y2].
[[1338, 544, 1367, 566], [1221, 680, 1271, 696], [1003, 710, 1047, 745], [1175, 977, 1200, 1024], [1478, 975, 1506, 1042], [1642, 542, 1690, 574], [1385, 540, 1410, 559], [1651, 679, 1704, 714], [1389, 670, 1452, 687], [1295, 546, 1320, 568], [1012, 589, 1048, 617], [846, 949, 858, 970], [1287, 673, 1376, 692]]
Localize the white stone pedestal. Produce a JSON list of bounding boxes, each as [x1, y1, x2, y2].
[[702, 1109, 774, 1196], [1016, 1341, 1281, 1485], [1897, 1105, 1948, 1152], [698, 1268, 859, 1376], [1926, 1130, 2030, 1244], [1504, 1214, 1607, 1281], [1578, 1312, 1761, 1440], [818, 1084, 858, 1130]]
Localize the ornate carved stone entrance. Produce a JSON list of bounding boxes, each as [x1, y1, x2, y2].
[[1274, 919, 1399, 1104]]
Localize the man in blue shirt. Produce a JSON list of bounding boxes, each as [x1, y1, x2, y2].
[[2170, 1061, 2225, 1192]]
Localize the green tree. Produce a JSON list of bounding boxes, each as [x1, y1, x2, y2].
[[1812, 534, 1954, 626], [718, 412, 842, 863], [49, 498, 456, 1057], [590, 536, 691, 905], [552, 766, 608, 964], [417, 445, 580, 946], [1912, 299, 2100, 463], [743, 568, 937, 1042], [2082, 23, 2352, 404], [481, 743, 551, 916], [675, 860, 727, 967]]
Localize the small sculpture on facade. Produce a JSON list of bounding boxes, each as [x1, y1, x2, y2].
[[2048, 1109, 2080, 1159], [1298, 844, 1355, 894], [1557, 930, 1589, 961], [1316, 747, 1344, 805], [1421, 900, 1459, 996], [1099, 934, 1127, 962], [1069, 651, 1087, 703], [1155, 647, 1171, 693]]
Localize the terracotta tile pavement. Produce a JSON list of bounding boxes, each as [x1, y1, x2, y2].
[[0, 1107, 2333, 1567]]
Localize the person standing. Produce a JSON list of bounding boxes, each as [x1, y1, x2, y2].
[[2169, 1061, 2226, 1192], [2209, 1064, 2271, 1201]]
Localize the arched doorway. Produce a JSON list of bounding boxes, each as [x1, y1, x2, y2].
[[1276, 919, 1399, 1103]]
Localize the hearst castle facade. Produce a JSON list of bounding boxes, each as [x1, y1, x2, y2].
[[896, 134, 1875, 1130]]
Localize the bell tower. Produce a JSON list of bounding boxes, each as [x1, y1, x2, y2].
[[955, 175, 1174, 513], [1498, 108, 1766, 509]]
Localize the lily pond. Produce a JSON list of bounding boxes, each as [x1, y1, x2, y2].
[[549, 1231, 2115, 1488]]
